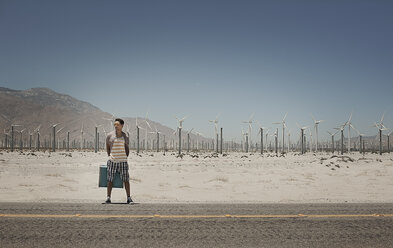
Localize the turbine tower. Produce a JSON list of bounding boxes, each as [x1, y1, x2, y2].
[[242, 113, 254, 152], [327, 130, 339, 154], [144, 112, 152, 151], [174, 115, 187, 155], [311, 114, 324, 152], [350, 124, 364, 154], [209, 114, 219, 153], [296, 123, 309, 154], [346, 113, 353, 153], [149, 126, 162, 152], [257, 121, 267, 155], [372, 113, 388, 155], [273, 113, 287, 154], [195, 131, 203, 151], [334, 121, 347, 155], [135, 117, 145, 154]]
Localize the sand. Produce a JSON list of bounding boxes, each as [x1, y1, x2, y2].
[[0, 150, 392, 203]]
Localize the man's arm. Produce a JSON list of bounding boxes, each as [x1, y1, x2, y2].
[[125, 143, 130, 157], [106, 143, 111, 157], [106, 133, 111, 156], [125, 133, 130, 157]]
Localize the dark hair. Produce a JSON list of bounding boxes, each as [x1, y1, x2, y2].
[[115, 118, 124, 125]]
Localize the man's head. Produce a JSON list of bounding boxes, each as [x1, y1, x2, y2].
[[114, 118, 124, 132]]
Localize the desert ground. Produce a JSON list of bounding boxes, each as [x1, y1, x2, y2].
[[0, 150, 392, 203]]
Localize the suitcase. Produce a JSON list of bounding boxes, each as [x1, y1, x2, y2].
[[99, 165, 124, 188]]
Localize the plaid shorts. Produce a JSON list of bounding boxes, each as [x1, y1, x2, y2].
[[107, 160, 129, 182]]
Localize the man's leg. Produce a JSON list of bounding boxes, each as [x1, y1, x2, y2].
[[124, 181, 130, 197], [107, 181, 113, 197], [106, 160, 115, 202], [120, 162, 132, 202]]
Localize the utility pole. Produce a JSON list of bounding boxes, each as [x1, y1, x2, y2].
[[341, 129, 344, 155], [95, 126, 98, 153], [157, 132, 160, 152], [178, 127, 182, 155], [187, 132, 190, 153], [245, 135, 249, 153], [67, 131, 70, 152], [260, 128, 263, 155], [379, 129, 383, 155], [37, 132, 40, 151], [301, 129, 304, 154], [275, 128, 278, 155], [220, 127, 223, 154], [11, 125, 14, 152], [29, 133, 32, 150], [136, 126, 140, 154], [52, 125, 56, 152], [216, 133, 219, 153]]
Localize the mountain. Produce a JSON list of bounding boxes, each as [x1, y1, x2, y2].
[[0, 87, 208, 150]]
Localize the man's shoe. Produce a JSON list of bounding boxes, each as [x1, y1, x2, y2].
[[127, 197, 134, 204], [104, 197, 111, 204]]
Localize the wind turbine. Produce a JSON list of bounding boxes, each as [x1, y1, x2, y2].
[[273, 113, 287, 154], [242, 113, 254, 152], [273, 128, 278, 155], [16, 128, 26, 151], [135, 117, 145, 154], [174, 115, 187, 155], [334, 121, 347, 155], [311, 114, 324, 152], [0, 113, 11, 123], [372, 113, 388, 155], [149, 126, 162, 152], [264, 129, 270, 153], [241, 128, 249, 153], [257, 121, 267, 155], [308, 129, 313, 153], [50, 123, 60, 152], [209, 114, 220, 153], [144, 112, 152, 150], [296, 123, 309, 154], [80, 122, 84, 150], [287, 129, 291, 153], [387, 129, 392, 153], [34, 125, 41, 151], [186, 128, 194, 153], [102, 113, 115, 127], [346, 113, 353, 153], [28, 129, 33, 150], [56, 127, 64, 150], [350, 124, 364, 154], [10, 124, 22, 152], [90, 119, 103, 153], [195, 131, 203, 151], [327, 130, 339, 154], [3, 129, 10, 149]]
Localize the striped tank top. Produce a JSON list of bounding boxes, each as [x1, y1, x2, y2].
[[110, 136, 128, 162]]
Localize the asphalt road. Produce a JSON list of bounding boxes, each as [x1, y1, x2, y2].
[[1, 203, 393, 248]]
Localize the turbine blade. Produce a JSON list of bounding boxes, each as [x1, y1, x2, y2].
[[311, 114, 316, 122], [283, 112, 288, 121]]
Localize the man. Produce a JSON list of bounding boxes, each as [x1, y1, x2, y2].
[[105, 118, 133, 204]]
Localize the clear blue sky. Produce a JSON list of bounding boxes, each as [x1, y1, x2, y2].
[[1, 0, 392, 142]]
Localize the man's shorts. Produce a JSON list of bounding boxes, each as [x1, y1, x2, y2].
[[107, 160, 129, 182]]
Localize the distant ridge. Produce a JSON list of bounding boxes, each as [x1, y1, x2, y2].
[[0, 86, 205, 149]]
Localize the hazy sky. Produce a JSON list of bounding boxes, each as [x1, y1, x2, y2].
[[1, 0, 392, 141]]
